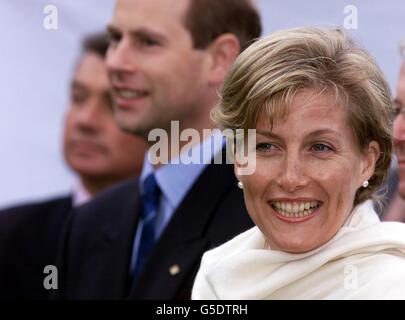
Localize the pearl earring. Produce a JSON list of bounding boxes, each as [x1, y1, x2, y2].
[[237, 181, 244, 189], [362, 180, 369, 188]]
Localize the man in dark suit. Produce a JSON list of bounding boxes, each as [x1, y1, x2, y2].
[[55, 0, 262, 299], [0, 33, 147, 300]]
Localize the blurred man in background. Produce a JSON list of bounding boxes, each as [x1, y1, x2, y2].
[[64, 33, 147, 200], [393, 60, 405, 198], [384, 47, 405, 222], [0, 33, 147, 299], [55, 0, 262, 300]]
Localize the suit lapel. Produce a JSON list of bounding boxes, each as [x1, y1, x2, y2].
[[77, 180, 141, 299], [128, 158, 237, 299]]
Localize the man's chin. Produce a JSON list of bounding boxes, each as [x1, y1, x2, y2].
[[68, 157, 106, 174], [117, 120, 150, 139], [74, 167, 111, 180]]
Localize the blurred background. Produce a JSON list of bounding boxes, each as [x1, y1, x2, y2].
[[0, 0, 403, 208]]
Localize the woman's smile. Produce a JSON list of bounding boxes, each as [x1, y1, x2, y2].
[[268, 199, 322, 223], [237, 88, 378, 253]]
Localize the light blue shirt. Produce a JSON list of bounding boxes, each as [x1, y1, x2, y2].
[[130, 130, 225, 274]]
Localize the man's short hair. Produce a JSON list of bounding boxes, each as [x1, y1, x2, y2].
[[82, 32, 109, 58], [184, 0, 262, 51]]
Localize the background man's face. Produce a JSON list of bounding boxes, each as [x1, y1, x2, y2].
[[64, 52, 147, 182], [394, 61, 405, 198], [106, 0, 212, 138]]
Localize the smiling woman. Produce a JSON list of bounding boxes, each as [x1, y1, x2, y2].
[[242, 88, 383, 253], [192, 27, 405, 300]]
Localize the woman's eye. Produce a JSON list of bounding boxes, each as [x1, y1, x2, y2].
[[311, 143, 333, 152], [256, 143, 277, 152]]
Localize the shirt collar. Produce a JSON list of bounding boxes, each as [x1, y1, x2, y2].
[[140, 129, 225, 208], [72, 179, 92, 207]]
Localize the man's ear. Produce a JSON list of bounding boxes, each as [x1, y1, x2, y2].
[[360, 141, 380, 185], [206, 33, 240, 86]]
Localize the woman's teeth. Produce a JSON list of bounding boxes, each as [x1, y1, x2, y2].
[[271, 201, 320, 218]]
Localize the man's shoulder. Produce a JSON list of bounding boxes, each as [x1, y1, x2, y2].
[[0, 195, 72, 243], [0, 195, 71, 226], [80, 177, 138, 209], [71, 178, 139, 225]]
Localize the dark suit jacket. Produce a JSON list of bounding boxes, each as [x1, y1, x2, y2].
[[55, 160, 253, 300], [0, 196, 72, 300]]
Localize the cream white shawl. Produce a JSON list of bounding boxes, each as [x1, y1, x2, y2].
[[192, 201, 405, 299]]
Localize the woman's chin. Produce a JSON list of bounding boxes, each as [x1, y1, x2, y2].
[[269, 237, 320, 253]]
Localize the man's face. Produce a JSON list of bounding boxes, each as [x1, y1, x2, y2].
[[106, 0, 213, 138], [64, 53, 147, 183], [394, 61, 405, 198]]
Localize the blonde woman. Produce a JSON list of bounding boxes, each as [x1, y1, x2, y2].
[[192, 27, 405, 299]]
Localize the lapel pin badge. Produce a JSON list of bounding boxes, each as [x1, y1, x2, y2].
[[169, 264, 181, 276]]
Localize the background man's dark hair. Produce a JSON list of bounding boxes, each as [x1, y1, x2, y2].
[[184, 0, 262, 51], [82, 32, 109, 58]]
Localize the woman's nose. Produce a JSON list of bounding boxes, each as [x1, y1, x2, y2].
[[277, 153, 308, 193]]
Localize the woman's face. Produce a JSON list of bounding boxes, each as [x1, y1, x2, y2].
[[236, 89, 379, 253]]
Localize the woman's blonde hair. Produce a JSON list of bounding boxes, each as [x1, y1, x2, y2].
[[213, 27, 394, 205]]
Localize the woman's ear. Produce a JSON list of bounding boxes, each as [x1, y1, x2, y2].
[[360, 141, 380, 185], [205, 33, 240, 86]]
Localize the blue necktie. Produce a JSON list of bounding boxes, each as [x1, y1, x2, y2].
[[133, 173, 160, 279]]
